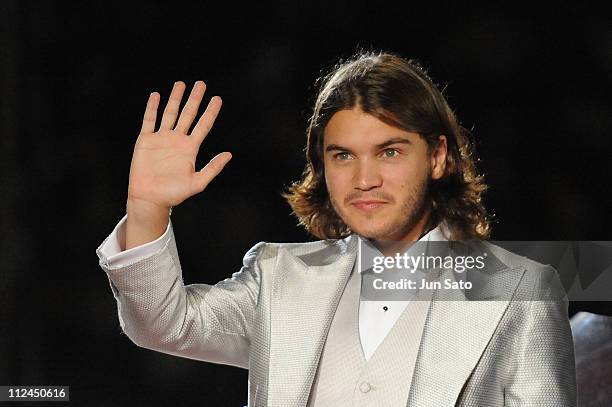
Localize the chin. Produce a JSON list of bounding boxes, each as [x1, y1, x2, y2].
[[346, 221, 397, 240]]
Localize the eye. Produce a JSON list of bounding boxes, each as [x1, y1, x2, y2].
[[383, 148, 399, 158], [334, 152, 352, 160]]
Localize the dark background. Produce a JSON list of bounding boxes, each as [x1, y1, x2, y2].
[[1, 1, 610, 406]]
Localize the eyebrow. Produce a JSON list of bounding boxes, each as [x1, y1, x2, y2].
[[324, 137, 413, 153]]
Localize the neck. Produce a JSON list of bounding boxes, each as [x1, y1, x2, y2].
[[372, 207, 433, 257]]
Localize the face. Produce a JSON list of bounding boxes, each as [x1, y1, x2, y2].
[[323, 107, 447, 243]]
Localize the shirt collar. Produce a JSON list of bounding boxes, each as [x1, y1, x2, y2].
[[422, 222, 450, 242], [357, 222, 450, 259]]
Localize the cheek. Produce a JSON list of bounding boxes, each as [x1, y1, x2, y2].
[[382, 167, 410, 191], [387, 160, 429, 187], [324, 167, 332, 192], [324, 166, 347, 196]]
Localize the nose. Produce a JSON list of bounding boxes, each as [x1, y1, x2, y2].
[[353, 158, 382, 191]]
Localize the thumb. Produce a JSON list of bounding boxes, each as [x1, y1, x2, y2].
[[190, 152, 232, 195]]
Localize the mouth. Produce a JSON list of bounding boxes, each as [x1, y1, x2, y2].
[[350, 200, 389, 211]]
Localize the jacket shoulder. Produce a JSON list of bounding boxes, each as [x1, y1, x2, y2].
[[242, 235, 356, 268], [481, 241, 551, 272], [480, 241, 566, 301]]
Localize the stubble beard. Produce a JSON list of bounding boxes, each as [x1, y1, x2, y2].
[[330, 169, 432, 242]]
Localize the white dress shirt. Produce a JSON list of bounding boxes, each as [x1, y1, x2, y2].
[[98, 215, 448, 362], [357, 226, 448, 361]]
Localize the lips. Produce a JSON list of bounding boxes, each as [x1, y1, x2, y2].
[[350, 200, 388, 211]]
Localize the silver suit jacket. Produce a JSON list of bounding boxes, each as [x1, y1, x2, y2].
[[96, 222, 577, 406]]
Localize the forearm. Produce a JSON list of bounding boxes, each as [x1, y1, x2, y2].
[[112, 243, 255, 367], [98, 223, 264, 368], [107, 235, 245, 363], [105, 230, 185, 346]]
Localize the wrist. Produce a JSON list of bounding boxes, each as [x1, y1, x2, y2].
[[125, 198, 171, 250], [126, 198, 171, 230], [126, 197, 171, 218]]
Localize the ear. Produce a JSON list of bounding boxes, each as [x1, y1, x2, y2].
[[430, 135, 447, 180]]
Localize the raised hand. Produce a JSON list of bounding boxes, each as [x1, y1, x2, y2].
[[125, 81, 231, 249]]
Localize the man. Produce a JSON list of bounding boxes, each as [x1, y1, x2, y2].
[[96, 52, 576, 406]]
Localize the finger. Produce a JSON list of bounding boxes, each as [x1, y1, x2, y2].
[[175, 81, 206, 134], [191, 96, 222, 145], [159, 81, 186, 130], [190, 152, 232, 194], [140, 92, 160, 134]]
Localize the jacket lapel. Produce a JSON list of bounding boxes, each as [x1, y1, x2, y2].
[[267, 235, 358, 407], [407, 242, 527, 406]]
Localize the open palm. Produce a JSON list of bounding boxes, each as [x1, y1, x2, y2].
[[127, 81, 232, 210]]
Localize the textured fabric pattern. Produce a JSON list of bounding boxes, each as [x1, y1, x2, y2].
[[307, 254, 365, 406], [308, 259, 432, 407], [406, 243, 577, 406], [96, 220, 577, 406], [96, 219, 263, 369]]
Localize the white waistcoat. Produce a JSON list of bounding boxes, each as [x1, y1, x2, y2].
[[307, 261, 433, 407]]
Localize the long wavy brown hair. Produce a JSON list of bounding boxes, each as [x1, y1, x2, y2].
[[282, 51, 492, 241]]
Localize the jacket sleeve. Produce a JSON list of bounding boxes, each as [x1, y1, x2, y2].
[[503, 265, 577, 406], [97, 214, 172, 268], [96, 217, 265, 370]]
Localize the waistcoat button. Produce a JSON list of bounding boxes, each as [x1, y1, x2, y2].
[[359, 382, 372, 393]]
